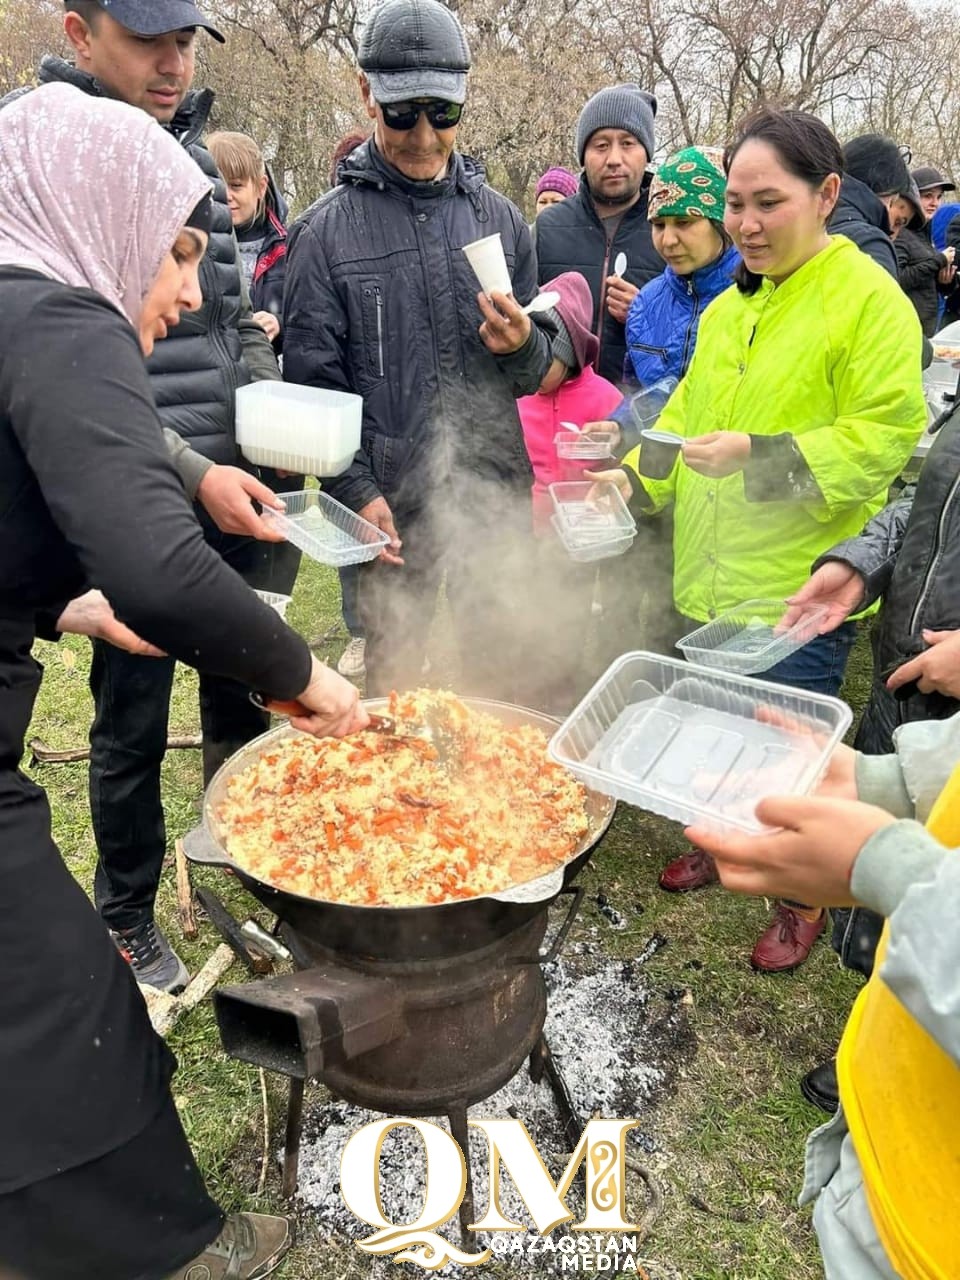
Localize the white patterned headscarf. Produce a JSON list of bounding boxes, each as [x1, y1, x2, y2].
[[0, 82, 211, 327]]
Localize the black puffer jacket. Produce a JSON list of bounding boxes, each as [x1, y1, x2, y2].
[[829, 175, 898, 279], [4, 58, 280, 464], [818, 404, 960, 752], [896, 223, 950, 337], [534, 173, 662, 384], [283, 139, 552, 516]]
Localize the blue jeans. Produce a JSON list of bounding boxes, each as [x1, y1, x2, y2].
[[761, 621, 858, 697]]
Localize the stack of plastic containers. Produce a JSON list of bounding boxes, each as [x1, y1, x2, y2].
[[548, 481, 637, 562], [549, 652, 851, 833], [235, 382, 361, 477]]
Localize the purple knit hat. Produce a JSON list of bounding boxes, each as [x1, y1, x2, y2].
[[541, 272, 599, 372], [536, 167, 579, 200]]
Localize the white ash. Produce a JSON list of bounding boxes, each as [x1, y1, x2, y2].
[[293, 948, 687, 1275]]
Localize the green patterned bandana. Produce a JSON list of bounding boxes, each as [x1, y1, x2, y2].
[[648, 146, 726, 221]]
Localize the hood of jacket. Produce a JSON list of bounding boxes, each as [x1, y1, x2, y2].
[[265, 165, 289, 225], [833, 175, 892, 235], [37, 56, 214, 147]]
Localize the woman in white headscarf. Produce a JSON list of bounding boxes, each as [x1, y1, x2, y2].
[[0, 83, 366, 1280]]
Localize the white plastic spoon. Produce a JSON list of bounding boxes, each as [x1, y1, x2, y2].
[[613, 252, 627, 277], [522, 289, 560, 315]]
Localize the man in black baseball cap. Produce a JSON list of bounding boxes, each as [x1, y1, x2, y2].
[[74, 0, 224, 41]]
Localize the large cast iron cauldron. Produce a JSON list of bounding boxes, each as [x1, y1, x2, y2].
[[183, 697, 615, 961]]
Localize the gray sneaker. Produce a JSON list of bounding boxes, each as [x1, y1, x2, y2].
[[110, 920, 189, 994], [336, 636, 366, 680], [166, 1213, 292, 1279]]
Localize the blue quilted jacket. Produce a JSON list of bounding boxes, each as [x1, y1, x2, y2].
[[623, 245, 740, 386]]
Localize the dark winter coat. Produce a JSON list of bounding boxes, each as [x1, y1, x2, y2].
[[2, 57, 280, 464], [282, 139, 552, 517], [829, 175, 898, 279], [895, 223, 950, 337], [821, 403, 960, 975], [534, 173, 663, 384], [819, 402, 960, 753]]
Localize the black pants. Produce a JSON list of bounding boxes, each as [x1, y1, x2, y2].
[[0, 1095, 222, 1280], [89, 516, 269, 931], [245, 469, 304, 597]]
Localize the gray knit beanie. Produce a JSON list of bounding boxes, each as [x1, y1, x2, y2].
[[548, 312, 577, 371], [575, 84, 657, 165]]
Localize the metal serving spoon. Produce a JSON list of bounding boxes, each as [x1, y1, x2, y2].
[[249, 695, 456, 765]]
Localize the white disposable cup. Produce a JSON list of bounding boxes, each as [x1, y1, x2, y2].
[[462, 233, 512, 295]]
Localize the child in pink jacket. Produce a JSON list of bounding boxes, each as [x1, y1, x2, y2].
[[518, 272, 623, 535], [516, 273, 623, 712]]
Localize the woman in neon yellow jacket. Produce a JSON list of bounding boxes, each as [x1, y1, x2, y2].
[[593, 108, 927, 973]]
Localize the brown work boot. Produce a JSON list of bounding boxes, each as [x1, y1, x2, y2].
[[167, 1213, 292, 1279], [658, 846, 719, 892], [751, 905, 824, 972]]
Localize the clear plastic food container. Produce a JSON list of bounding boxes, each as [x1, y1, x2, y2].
[[261, 491, 389, 567], [548, 481, 636, 542], [548, 651, 852, 832], [627, 376, 678, 432], [676, 599, 828, 675], [549, 514, 635, 562], [554, 430, 617, 460], [253, 590, 293, 619], [235, 382, 361, 476]]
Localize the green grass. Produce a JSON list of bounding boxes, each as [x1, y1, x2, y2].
[[26, 565, 874, 1279]]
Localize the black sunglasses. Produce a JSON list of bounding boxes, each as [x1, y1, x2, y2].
[[381, 99, 463, 131]]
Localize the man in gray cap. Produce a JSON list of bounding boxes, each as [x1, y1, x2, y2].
[[535, 84, 663, 384], [284, 0, 554, 701]]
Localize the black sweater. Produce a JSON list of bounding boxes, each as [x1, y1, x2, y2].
[[0, 267, 313, 1191]]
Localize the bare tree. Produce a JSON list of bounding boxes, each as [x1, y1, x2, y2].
[[0, 0, 65, 97]]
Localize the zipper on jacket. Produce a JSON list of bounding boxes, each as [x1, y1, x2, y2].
[[908, 469, 960, 633], [374, 285, 384, 378], [679, 277, 701, 375]]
